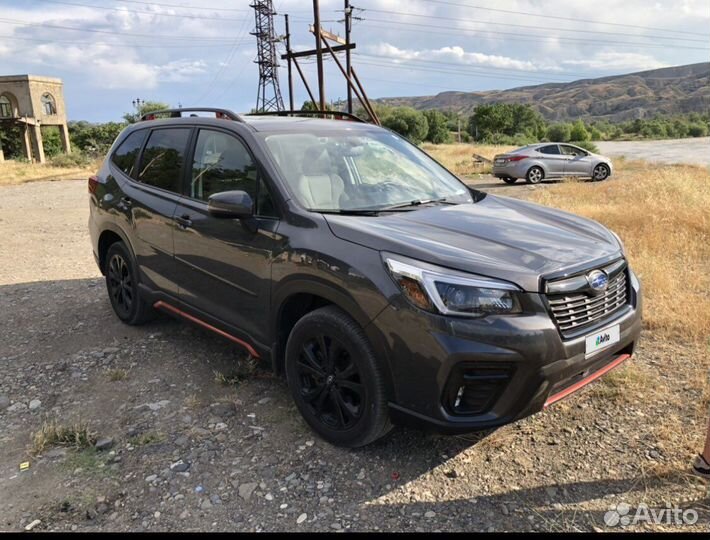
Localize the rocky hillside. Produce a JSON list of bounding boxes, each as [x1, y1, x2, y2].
[[375, 62, 710, 122]]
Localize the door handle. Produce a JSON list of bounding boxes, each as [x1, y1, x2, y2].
[[174, 214, 192, 228]]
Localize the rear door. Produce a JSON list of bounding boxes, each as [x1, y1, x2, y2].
[[172, 127, 283, 346], [536, 144, 566, 176], [561, 145, 593, 176], [120, 127, 192, 294]]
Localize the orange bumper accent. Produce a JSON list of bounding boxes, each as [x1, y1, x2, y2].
[[543, 353, 631, 408], [153, 301, 260, 359]]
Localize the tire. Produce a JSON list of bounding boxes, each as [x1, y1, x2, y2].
[[526, 166, 544, 184], [592, 163, 610, 181], [502, 177, 517, 184], [284, 306, 392, 447], [105, 241, 155, 325]]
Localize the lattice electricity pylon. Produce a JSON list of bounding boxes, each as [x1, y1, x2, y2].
[[250, 0, 284, 112]]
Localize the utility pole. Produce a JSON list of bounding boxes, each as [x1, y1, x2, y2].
[[251, 0, 284, 112], [284, 14, 294, 110], [313, 0, 326, 111], [344, 0, 353, 114]]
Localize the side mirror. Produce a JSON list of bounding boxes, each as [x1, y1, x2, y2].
[[207, 190, 254, 219]]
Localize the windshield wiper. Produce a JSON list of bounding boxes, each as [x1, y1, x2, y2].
[[378, 197, 451, 211], [316, 209, 381, 216]]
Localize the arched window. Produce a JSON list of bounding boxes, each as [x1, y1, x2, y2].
[[0, 95, 13, 118], [41, 93, 57, 115]]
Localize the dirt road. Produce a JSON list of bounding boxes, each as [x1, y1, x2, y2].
[[0, 179, 707, 532], [596, 137, 710, 166]]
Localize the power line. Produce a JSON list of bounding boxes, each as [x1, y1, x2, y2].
[[360, 19, 710, 51], [415, 0, 710, 38], [0, 33, 244, 48], [33, 0, 248, 23], [363, 8, 710, 43], [0, 17, 240, 40]]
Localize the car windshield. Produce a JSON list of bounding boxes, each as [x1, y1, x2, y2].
[[263, 129, 472, 212]]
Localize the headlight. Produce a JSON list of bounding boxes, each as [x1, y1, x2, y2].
[[384, 255, 522, 317]]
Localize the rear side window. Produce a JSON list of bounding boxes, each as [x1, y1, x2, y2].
[[137, 128, 191, 192], [538, 145, 560, 155], [111, 130, 147, 178]]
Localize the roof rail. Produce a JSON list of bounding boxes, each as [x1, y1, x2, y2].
[[140, 108, 244, 122], [245, 110, 367, 123]]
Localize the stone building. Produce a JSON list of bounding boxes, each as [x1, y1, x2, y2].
[[0, 74, 71, 163]]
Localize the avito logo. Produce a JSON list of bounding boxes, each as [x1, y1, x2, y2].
[[596, 333, 611, 346]]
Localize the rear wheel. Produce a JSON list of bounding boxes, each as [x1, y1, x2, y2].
[[105, 242, 154, 325], [285, 306, 392, 447], [526, 166, 544, 184], [502, 177, 517, 184], [592, 163, 610, 181]]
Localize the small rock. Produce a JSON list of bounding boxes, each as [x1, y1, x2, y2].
[[145, 474, 158, 483], [297, 513, 307, 524], [7, 402, 26, 412], [239, 482, 258, 501], [29, 399, 42, 411], [331, 522, 342, 530], [0, 395, 9, 409], [265, 493, 274, 501], [95, 437, 114, 451], [424, 511, 436, 519], [25, 519, 41, 531], [170, 460, 190, 473]]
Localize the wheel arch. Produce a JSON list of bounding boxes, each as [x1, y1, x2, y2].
[[270, 278, 395, 399], [97, 224, 135, 274]]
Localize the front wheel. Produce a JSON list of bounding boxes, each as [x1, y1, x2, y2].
[[502, 177, 517, 184], [526, 166, 544, 184], [592, 163, 610, 181], [284, 306, 392, 447]]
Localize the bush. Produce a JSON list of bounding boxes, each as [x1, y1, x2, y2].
[[570, 140, 599, 153], [49, 150, 94, 168], [688, 123, 708, 137], [381, 107, 429, 143], [569, 120, 590, 141], [546, 123, 572, 142], [42, 126, 64, 157]]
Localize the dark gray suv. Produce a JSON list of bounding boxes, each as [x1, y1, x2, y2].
[[88, 109, 642, 447]]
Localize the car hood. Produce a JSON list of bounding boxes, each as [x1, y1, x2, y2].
[[323, 194, 622, 292]]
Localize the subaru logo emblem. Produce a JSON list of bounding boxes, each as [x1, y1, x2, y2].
[[587, 270, 609, 292]]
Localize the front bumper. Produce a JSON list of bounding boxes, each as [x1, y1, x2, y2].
[[375, 269, 642, 434]]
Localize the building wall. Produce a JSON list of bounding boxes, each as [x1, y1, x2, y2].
[[0, 75, 67, 125]]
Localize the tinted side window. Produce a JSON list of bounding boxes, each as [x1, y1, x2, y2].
[[111, 130, 147, 178], [191, 130, 258, 201], [561, 145, 586, 156], [539, 145, 560, 155], [138, 128, 191, 192]]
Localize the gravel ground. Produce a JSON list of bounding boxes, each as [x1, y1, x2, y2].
[[596, 137, 710, 166], [0, 178, 708, 532]]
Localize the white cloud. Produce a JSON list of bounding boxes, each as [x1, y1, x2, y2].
[[562, 52, 669, 72], [368, 43, 556, 72]]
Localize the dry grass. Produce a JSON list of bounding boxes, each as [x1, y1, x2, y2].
[[0, 159, 99, 186], [422, 143, 516, 176], [32, 420, 96, 455]]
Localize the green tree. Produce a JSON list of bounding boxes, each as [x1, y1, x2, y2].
[[381, 107, 429, 143], [69, 121, 126, 155], [569, 119, 590, 141], [41, 126, 63, 157], [546, 123, 572, 142], [468, 103, 545, 142], [422, 110, 451, 144], [122, 101, 170, 123]]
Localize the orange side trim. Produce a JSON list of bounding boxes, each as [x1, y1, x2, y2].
[[544, 353, 631, 408], [153, 301, 260, 359]]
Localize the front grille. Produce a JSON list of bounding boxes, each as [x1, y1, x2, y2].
[[546, 263, 628, 337]]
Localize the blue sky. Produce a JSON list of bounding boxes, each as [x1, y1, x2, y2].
[[1, 0, 708, 122]]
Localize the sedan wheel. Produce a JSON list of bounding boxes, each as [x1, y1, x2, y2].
[[593, 164, 610, 181], [526, 166, 544, 184]]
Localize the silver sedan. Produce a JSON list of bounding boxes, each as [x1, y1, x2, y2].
[[492, 143, 613, 184]]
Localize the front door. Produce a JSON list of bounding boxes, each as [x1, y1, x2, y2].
[[172, 128, 282, 347], [118, 127, 192, 295], [537, 144, 567, 176], [561, 145, 593, 176]]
